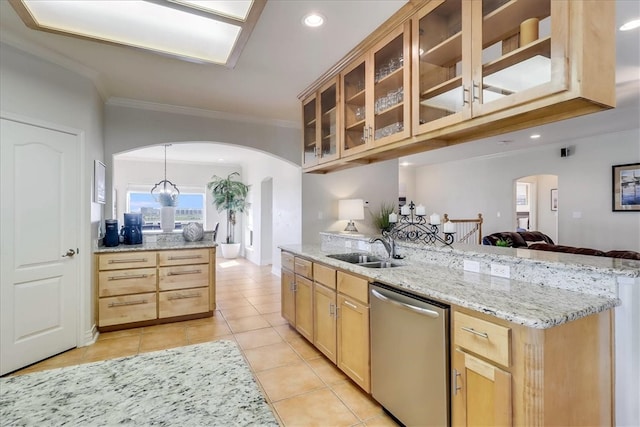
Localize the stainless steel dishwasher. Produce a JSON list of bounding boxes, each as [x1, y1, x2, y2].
[[370, 282, 450, 426]]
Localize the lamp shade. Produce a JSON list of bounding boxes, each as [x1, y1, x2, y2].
[[338, 199, 364, 220]]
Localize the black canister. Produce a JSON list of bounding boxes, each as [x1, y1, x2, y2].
[[104, 219, 120, 247]]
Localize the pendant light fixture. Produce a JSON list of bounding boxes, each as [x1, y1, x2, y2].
[[151, 144, 180, 206]]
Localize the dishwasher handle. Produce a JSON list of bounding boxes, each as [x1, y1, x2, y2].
[[371, 288, 440, 319]]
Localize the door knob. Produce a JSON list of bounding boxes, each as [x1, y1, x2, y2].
[[62, 249, 76, 258]]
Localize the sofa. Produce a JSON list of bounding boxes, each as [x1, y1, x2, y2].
[[482, 231, 640, 260]]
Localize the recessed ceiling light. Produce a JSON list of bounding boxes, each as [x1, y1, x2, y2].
[[530, 134, 541, 139], [303, 12, 325, 28], [620, 19, 640, 31]]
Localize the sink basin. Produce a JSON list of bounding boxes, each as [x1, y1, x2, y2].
[[326, 253, 401, 268], [358, 261, 401, 268], [327, 253, 382, 264]]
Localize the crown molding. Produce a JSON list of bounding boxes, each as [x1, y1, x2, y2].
[[105, 97, 300, 129]]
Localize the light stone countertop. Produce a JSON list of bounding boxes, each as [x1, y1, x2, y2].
[[95, 240, 217, 253], [280, 244, 620, 329]]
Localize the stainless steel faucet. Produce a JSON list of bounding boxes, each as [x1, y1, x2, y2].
[[369, 236, 399, 259]]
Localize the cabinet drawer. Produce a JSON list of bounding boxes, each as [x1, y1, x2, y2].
[[454, 311, 511, 367], [313, 263, 336, 289], [159, 287, 210, 318], [98, 252, 157, 270], [98, 292, 157, 327], [337, 271, 368, 304], [158, 249, 209, 266], [98, 268, 157, 297], [158, 265, 209, 291], [282, 252, 295, 271], [294, 257, 313, 279]]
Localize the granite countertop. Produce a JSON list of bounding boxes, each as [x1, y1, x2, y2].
[[280, 244, 620, 329], [95, 240, 217, 253], [1, 341, 277, 426]]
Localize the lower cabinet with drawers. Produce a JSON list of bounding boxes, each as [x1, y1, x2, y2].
[[281, 251, 371, 392], [96, 247, 216, 331], [451, 307, 613, 426]]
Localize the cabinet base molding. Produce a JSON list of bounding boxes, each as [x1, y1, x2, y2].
[[97, 311, 214, 333]]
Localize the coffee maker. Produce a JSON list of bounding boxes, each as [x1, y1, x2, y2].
[[104, 219, 120, 247], [121, 213, 143, 245]]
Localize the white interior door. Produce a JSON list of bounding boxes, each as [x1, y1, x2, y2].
[[1, 117, 79, 375]]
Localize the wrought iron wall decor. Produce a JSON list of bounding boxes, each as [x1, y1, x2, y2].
[[385, 201, 455, 246]]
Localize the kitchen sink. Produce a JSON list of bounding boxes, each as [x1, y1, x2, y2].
[[327, 253, 382, 264], [359, 261, 401, 268], [326, 253, 401, 268]]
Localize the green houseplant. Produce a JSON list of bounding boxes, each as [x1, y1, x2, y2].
[[371, 201, 396, 233], [207, 172, 250, 258]]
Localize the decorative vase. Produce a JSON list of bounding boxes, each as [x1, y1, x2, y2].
[[160, 206, 176, 232], [182, 222, 204, 241]]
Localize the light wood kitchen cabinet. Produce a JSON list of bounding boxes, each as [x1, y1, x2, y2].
[[451, 308, 613, 426], [302, 77, 341, 168], [294, 274, 314, 341], [412, 0, 586, 136], [341, 22, 411, 159], [336, 271, 371, 392], [452, 311, 512, 426], [313, 263, 337, 363], [95, 247, 215, 331], [281, 262, 296, 325], [158, 249, 210, 319], [300, 0, 614, 173]]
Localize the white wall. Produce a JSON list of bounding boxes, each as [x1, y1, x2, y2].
[[244, 154, 301, 273], [302, 160, 399, 244], [413, 129, 640, 252], [0, 42, 105, 345]]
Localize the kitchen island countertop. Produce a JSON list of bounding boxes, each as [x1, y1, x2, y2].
[[280, 244, 620, 329]]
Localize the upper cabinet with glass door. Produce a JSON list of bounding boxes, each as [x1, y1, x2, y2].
[[301, 77, 340, 168], [342, 22, 411, 159], [412, 0, 613, 136]]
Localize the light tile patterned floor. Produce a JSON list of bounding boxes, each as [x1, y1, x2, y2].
[[11, 255, 399, 427]]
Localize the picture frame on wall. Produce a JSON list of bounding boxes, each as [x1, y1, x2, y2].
[[94, 160, 106, 204], [612, 162, 640, 212], [550, 188, 558, 211]]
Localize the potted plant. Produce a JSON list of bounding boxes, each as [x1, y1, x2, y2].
[[207, 172, 250, 259], [371, 201, 396, 233], [158, 191, 178, 232]]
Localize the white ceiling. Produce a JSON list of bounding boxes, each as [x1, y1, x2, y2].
[[1, 0, 638, 167]]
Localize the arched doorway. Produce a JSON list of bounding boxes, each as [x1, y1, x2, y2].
[[514, 174, 558, 242]]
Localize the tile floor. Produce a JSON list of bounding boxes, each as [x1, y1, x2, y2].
[[11, 256, 399, 427]]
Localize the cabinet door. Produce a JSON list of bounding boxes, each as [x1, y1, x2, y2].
[[341, 53, 370, 157], [337, 294, 370, 392], [469, 0, 568, 118], [318, 77, 340, 163], [412, 0, 471, 135], [314, 283, 337, 363], [281, 268, 296, 325], [452, 349, 512, 427], [295, 275, 314, 341], [370, 21, 411, 147], [302, 93, 319, 168]]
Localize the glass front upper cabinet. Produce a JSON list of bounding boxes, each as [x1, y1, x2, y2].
[[413, 0, 567, 135], [342, 22, 410, 158], [302, 77, 340, 168]]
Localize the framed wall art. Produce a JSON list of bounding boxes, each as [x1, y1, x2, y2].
[[612, 162, 640, 211], [94, 160, 106, 204], [550, 188, 558, 211]]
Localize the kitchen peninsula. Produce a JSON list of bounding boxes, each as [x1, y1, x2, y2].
[[281, 232, 638, 426], [94, 234, 216, 331]]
